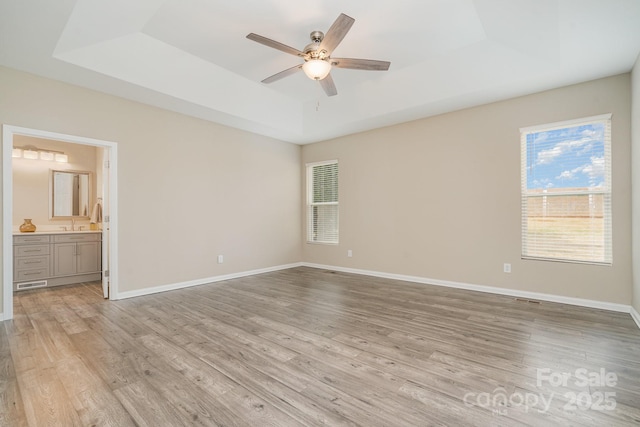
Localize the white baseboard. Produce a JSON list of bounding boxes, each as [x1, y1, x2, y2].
[[115, 262, 304, 300], [104, 260, 639, 332], [301, 262, 632, 314], [631, 306, 640, 329]]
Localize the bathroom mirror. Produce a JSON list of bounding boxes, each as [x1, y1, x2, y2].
[[50, 170, 92, 218]]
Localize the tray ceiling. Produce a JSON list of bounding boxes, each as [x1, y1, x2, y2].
[[1, 0, 639, 144]]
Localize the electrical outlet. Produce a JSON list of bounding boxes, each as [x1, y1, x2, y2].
[[217, 255, 224, 264], [504, 263, 511, 273], [347, 249, 353, 258]]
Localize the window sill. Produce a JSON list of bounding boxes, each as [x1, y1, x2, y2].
[[521, 256, 612, 267]]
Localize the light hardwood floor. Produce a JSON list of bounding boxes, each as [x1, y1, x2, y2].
[[2, 267, 640, 426]]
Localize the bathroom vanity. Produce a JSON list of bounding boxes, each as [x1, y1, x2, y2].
[[13, 231, 102, 291]]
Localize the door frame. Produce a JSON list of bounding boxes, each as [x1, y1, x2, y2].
[[2, 125, 119, 320]]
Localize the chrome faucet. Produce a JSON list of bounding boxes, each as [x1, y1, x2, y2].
[[70, 218, 76, 231]]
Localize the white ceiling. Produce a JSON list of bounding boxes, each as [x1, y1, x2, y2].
[[1, 0, 640, 144]]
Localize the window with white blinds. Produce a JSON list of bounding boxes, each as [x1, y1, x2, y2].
[[307, 160, 338, 244], [521, 114, 612, 265]]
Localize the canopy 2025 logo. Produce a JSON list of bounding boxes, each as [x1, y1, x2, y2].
[[463, 368, 617, 415]]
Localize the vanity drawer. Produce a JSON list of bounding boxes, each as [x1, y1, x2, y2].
[[14, 235, 50, 244], [15, 255, 50, 271], [53, 234, 101, 243], [15, 267, 49, 281], [15, 244, 50, 257]]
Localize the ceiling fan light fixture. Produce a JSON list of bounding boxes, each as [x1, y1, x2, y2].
[[302, 59, 331, 81], [248, 13, 388, 96]]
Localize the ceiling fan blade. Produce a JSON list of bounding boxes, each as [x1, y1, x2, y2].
[[246, 33, 305, 57], [319, 13, 355, 54], [319, 73, 338, 97], [261, 64, 303, 84], [331, 58, 390, 71]]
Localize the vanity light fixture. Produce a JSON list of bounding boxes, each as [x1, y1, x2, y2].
[[39, 151, 55, 161], [12, 145, 68, 163], [22, 149, 38, 160]]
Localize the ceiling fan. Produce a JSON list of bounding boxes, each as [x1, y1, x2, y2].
[[246, 13, 390, 97]]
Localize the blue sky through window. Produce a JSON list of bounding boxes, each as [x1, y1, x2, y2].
[[526, 123, 605, 190]]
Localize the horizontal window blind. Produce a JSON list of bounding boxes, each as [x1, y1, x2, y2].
[[307, 160, 338, 244], [521, 114, 612, 264]]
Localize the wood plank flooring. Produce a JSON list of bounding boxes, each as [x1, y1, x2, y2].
[[2, 266, 640, 426]]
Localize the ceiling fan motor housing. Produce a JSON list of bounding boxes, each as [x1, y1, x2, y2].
[[304, 31, 327, 60], [310, 31, 324, 43]]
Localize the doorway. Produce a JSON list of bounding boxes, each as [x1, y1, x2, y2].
[[2, 125, 119, 320]]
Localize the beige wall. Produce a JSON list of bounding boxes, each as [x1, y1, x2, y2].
[[632, 55, 640, 314], [13, 136, 98, 229], [1, 64, 634, 316], [302, 74, 632, 305], [0, 66, 302, 313]]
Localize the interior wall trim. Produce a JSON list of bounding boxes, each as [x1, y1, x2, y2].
[[115, 262, 304, 300], [631, 306, 640, 329], [301, 262, 634, 315]]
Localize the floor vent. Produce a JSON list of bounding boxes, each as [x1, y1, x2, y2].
[[515, 298, 541, 304], [16, 280, 47, 291]]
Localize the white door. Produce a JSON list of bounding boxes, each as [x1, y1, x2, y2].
[[101, 148, 110, 298]]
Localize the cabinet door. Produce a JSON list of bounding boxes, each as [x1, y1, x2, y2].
[[53, 243, 77, 276], [76, 242, 100, 274]]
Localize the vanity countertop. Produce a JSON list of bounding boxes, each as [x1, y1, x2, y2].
[[13, 230, 102, 236]]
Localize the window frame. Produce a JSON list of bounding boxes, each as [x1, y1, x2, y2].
[[520, 114, 612, 265], [306, 160, 339, 245]]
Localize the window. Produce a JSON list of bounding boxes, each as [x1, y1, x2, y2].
[[520, 114, 612, 265], [307, 160, 338, 244]]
